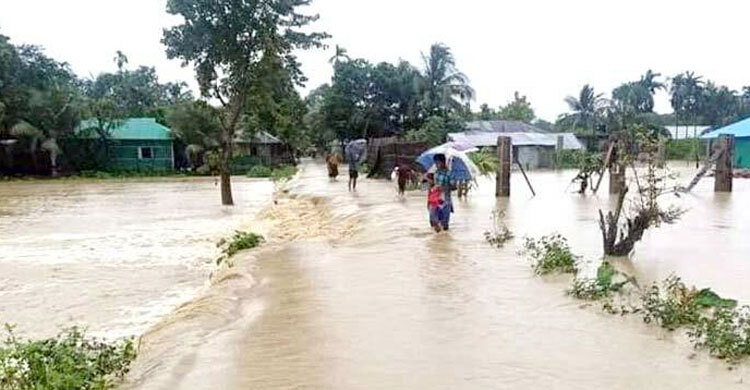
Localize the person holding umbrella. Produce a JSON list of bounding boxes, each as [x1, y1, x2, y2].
[[416, 143, 479, 231], [432, 153, 456, 230]]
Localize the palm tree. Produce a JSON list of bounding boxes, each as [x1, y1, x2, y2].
[[328, 45, 349, 65], [670, 71, 704, 138], [417, 43, 474, 115], [563, 84, 604, 148], [639, 69, 666, 94]]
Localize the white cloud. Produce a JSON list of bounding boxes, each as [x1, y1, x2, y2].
[[2, 0, 748, 120]]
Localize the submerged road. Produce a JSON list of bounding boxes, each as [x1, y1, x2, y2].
[[127, 161, 750, 389]]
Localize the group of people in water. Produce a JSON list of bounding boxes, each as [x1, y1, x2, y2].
[[325, 152, 455, 232]]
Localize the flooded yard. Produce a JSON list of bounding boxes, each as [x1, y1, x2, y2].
[[0, 177, 273, 339]]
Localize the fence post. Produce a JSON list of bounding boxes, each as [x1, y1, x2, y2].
[[496, 136, 511, 197], [555, 135, 564, 169], [715, 134, 734, 192]]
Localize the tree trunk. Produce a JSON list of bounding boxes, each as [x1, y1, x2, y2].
[[220, 142, 234, 206]]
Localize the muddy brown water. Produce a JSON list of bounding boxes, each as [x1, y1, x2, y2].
[[0, 177, 273, 339], [119, 161, 750, 389]]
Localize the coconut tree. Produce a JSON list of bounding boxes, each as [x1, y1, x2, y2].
[[562, 84, 604, 148], [670, 71, 704, 138], [417, 43, 474, 116]]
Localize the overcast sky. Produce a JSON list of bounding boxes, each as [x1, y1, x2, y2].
[[1, 0, 749, 121]]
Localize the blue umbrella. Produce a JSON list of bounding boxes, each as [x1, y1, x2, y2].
[[416, 145, 480, 182]]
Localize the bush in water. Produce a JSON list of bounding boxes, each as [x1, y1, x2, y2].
[[689, 307, 750, 362], [568, 262, 632, 301], [246, 165, 273, 178], [0, 325, 136, 390], [641, 276, 737, 331], [216, 231, 264, 265], [270, 165, 298, 182], [521, 234, 578, 275]]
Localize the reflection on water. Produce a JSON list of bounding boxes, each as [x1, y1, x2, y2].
[[125, 162, 750, 389], [0, 177, 273, 338]]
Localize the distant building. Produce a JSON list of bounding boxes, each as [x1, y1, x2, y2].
[[701, 117, 750, 169], [80, 118, 175, 171], [450, 121, 584, 169], [665, 125, 711, 139], [465, 120, 549, 134], [235, 131, 295, 166]]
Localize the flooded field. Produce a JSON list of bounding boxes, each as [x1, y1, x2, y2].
[[126, 161, 750, 389], [0, 177, 273, 339]]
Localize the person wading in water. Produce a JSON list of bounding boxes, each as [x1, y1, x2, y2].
[[433, 154, 456, 231]]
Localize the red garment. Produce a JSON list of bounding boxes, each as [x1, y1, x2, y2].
[[427, 186, 444, 209]]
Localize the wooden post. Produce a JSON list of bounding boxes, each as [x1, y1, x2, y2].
[[609, 163, 626, 195], [715, 134, 734, 192], [656, 139, 666, 168], [555, 135, 564, 169], [496, 136, 511, 197]]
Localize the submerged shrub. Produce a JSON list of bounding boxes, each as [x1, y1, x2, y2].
[[689, 307, 750, 362], [271, 165, 298, 182], [0, 325, 136, 390], [216, 231, 264, 265], [521, 234, 578, 275], [641, 276, 702, 330], [568, 262, 631, 301]]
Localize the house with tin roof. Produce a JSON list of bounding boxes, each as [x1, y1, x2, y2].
[[80, 118, 175, 171]]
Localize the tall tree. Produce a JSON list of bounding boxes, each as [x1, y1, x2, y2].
[[328, 45, 349, 65], [417, 43, 474, 116], [497, 91, 535, 123], [561, 84, 604, 146], [670, 71, 704, 136], [163, 0, 327, 205]]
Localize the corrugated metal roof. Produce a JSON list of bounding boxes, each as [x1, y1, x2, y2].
[[448, 131, 584, 150], [79, 118, 172, 140], [465, 120, 547, 134], [236, 131, 283, 144], [701, 117, 750, 139]]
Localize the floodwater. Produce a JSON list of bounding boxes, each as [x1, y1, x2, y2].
[[124, 161, 750, 389], [0, 177, 273, 339]]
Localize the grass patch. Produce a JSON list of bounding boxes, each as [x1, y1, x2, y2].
[[521, 234, 579, 275], [0, 325, 136, 390], [216, 231, 264, 265]]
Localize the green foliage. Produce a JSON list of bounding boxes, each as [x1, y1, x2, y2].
[[641, 276, 705, 331], [0, 325, 136, 390], [469, 148, 498, 176], [665, 139, 700, 160], [271, 165, 298, 182], [689, 307, 750, 362], [246, 165, 272, 178], [497, 92, 535, 123], [568, 262, 631, 300], [216, 231, 264, 265], [405, 115, 465, 147], [521, 234, 579, 275]]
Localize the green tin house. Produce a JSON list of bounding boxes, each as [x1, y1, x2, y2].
[[81, 118, 175, 171], [701, 117, 750, 169]]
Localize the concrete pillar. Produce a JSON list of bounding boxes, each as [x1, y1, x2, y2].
[[496, 136, 511, 197], [556, 135, 564, 169], [715, 134, 734, 192]]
